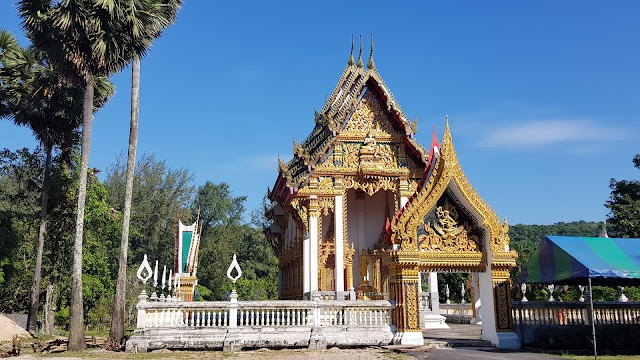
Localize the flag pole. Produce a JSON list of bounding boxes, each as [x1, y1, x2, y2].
[[588, 278, 597, 360]]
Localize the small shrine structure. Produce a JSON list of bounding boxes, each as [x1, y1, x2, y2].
[[266, 38, 518, 347], [173, 214, 202, 301]]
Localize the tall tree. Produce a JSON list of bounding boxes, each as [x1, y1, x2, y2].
[[606, 154, 640, 238], [111, 0, 182, 342], [104, 153, 195, 266], [18, 0, 145, 349], [0, 30, 113, 334]]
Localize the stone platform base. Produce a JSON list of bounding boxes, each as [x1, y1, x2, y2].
[[126, 325, 393, 352]]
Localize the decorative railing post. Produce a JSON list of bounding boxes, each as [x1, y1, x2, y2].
[[521, 283, 528, 302], [135, 254, 153, 330], [312, 292, 321, 327], [618, 286, 628, 302], [547, 284, 555, 302], [150, 260, 158, 301], [227, 254, 242, 328], [445, 284, 450, 304]]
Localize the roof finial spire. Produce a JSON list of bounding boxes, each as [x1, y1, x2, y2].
[[356, 35, 364, 68], [348, 35, 355, 66], [367, 34, 376, 70]]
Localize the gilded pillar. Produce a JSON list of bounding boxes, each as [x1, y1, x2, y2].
[[386, 251, 423, 345], [491, 262, 513, 332]]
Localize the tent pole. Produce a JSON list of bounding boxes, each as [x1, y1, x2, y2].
[[588, 278, 597, 360]]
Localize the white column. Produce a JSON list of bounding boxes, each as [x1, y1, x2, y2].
[[479, 266, 497, 345], [334, 194, 344, 293], [471, 272, 482, 324], [356, 194, 365, 288], [309, 196, 319, 292], [428, 272, 440, 313], [303, 233, 310, 298], [400, 196, 409, 208]]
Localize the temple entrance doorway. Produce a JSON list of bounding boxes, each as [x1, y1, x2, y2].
[[419, 271, 483, 331]]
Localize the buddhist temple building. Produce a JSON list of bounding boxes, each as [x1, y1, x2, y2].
[[173, 214, 202, 301], [266, 38, 519, 347]]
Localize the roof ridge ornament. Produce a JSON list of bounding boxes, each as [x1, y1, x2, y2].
[[356, 35, 364, 68], [348, 35, 355, 66], [367, 33, 376, 70]]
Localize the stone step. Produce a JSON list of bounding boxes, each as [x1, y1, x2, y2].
[[424, 338, 492, 348]]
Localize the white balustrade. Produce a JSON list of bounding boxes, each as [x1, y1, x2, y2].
[[512, 301, 640, 326], [135, 299, 392, 330]]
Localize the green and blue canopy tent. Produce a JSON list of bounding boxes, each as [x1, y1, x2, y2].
[[519, 236, 640, 359]]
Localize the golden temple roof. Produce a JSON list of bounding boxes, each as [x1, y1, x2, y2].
[[274, 39, 428, 197]]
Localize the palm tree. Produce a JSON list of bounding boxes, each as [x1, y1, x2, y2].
[[0, 29, 114, 335], [18, 0, 145, 349], [110, 0, 182, 342]]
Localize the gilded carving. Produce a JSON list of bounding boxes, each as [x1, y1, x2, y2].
[[405, 282, 419, 331], [344, 176, 396, 196], [342, 91, 401, 137], [318, 197, 334, 216], [290, 199, 309, 233], [417, 204, 480, 253], [342, 143, 360, 169], [493, 281, 513, 332], [318, 177, 333, 191]]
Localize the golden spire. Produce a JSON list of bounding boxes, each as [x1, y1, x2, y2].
[[442, 115, 452, 149], [367, 34, 376, 70], [356, 35, 364, 68], [348, 35, 355, 66]]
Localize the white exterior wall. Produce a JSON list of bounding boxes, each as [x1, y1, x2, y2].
[[346, 189, 390, 289]]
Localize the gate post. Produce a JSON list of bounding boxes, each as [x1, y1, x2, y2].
[[386, 250, 423, 345]]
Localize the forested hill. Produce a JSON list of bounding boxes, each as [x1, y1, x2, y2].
[[508, 221, 603, 276], [509, 221, 602, 243]]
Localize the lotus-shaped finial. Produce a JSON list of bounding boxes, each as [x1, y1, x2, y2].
[[136, 254, 153, 284], [226, 254, 242, 284]]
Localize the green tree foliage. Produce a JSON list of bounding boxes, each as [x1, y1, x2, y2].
[[192, 182, 278, 301], [606, 154, 640, 238], [104, 153, 195, 267], [0, 148, 43, 311], [0, 147, 120, 330], [437, 273, 470, 304]]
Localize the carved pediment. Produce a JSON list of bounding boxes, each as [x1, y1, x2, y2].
[[418, 197, 483, 253]]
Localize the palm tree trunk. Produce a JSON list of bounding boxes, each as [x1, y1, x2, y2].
[[69, 76, 94, 351], [26, 140, 53, 334], [110, 56, 141, 341]]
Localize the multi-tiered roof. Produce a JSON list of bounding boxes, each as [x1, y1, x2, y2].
[[270, 37, 428, 203]]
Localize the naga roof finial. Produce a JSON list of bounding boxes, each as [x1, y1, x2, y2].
[[367, 33, 376, 70], [356, 35, 364, 68], [348, 35, 355, 66]]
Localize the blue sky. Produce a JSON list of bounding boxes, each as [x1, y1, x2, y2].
[[1, 1, 638, 225]]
